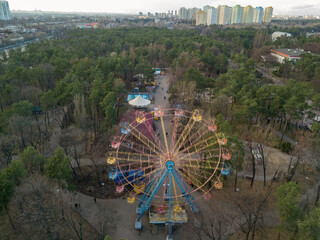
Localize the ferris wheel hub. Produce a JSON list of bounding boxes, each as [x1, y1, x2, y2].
[[166, 160, 175, 169]]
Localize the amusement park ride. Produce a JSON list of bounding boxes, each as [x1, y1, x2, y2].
[[107, 107, 231, 240]]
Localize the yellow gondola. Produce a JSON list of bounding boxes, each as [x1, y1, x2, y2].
[[136, 117, 145, 123], [133, 183, 145, 194], [127, 196, 135, 204], [107, 157, 116, 164], [192, 111, 202, 121], [174, 205, 182, 213]]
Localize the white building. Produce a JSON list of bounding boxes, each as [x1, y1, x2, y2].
[[272, 31, 292, 41]]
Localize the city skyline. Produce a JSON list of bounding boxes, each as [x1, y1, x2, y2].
[[8, 0, 320, 16]]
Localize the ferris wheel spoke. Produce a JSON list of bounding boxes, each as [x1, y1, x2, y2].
[[108, 151, 161, 164], [116, 161, 160, 170], [172, 116, 195, 154], [177, 169, 208, 193], [121, 139, 161, 156], [176, 150, 220, 163], [121, 167, 161, 187], [172, 123, 208, 155], [178, 135, 218, 155], [170, 117, 179, 151], [178, 163, 223, 172], [130, 127, 164, 155], [119, 139, 158, 156], [180, 166, 218, 186], [171, 174, 180, 206], [176, 145, 219, 169], [177, 158, 221, 166], [160, 114, 170, 154], [137, 117, 167, 153], [176, 135, 217, 156]]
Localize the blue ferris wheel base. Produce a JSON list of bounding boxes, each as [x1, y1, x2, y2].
[[135, 220, 142, 230], [134, 161, 199, 238], [166, 235, 173, 240]]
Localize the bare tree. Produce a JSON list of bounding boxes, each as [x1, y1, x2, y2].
[[88, 152, 102, 186], [286, 146, 304, 182], [9, 175, 98, 240], [59, 128, 83, 179], [91, 202, 118, 240], [248, 141, 256, 188], [232, 184, 273, 240], [193, 204, 229, 240], [10, 175, 65, 240], [0, 135, 16, 166]]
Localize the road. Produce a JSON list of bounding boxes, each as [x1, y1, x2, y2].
[[149, 75, 173, 151]]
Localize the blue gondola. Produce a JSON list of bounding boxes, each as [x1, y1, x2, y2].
[[221, 163, 230, 176], [108, 168, 144, 183], [121, 127, 130, 135]]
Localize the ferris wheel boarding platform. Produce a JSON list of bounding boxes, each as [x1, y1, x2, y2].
[[149, 205, 188, 224]]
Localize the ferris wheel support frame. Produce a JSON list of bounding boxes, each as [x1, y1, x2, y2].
[[135, 160, 199, 239]]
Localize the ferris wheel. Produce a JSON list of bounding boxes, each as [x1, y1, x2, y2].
[[107, 107, 231, 239]]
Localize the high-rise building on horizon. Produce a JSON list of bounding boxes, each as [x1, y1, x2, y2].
[[218, 5, 232, 25], [187, 7, 200, 21], [196, 11, 207, 25], [231, 5, 243, 24], [262, 7, 273, 23], [0, 0, 11, 21], [253, 7, 263, 23], [207, 7, 218, 25], [242, 5, 254, 23], [174, 4, 272, 25], [203, 5, 211, 13], [178, 7, 188, 20]]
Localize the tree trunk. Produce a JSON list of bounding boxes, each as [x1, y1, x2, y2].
[[260, 144, 266, 187], [44, 110, 48, 132], [272, 118, 276, 128], [250, 142, 256, 188], [315, 185, 320, 207], [274, 219, 282, 240], [234, 168, 238, 191], [116, 98, 120, 122], [279, 117, 283, 130], [280, 118, 288, 144], [90, 156, 101, 186], [73, 144, 82, 176], [5, 206, 16, 232]]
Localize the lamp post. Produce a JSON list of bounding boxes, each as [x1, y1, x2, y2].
[[102, 182, 105, 198]]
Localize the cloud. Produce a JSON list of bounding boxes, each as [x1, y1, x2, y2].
[[291, 4, 315, 9]]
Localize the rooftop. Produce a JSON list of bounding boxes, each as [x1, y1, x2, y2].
[[271, 48, 310, 57]]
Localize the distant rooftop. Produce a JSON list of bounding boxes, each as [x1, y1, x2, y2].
[[271, 48, 311, 57]]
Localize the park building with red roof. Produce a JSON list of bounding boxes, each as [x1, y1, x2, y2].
[[270, 48, 317, 63]]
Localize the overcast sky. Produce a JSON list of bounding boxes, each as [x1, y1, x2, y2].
[[9, 0, 320, 16]]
